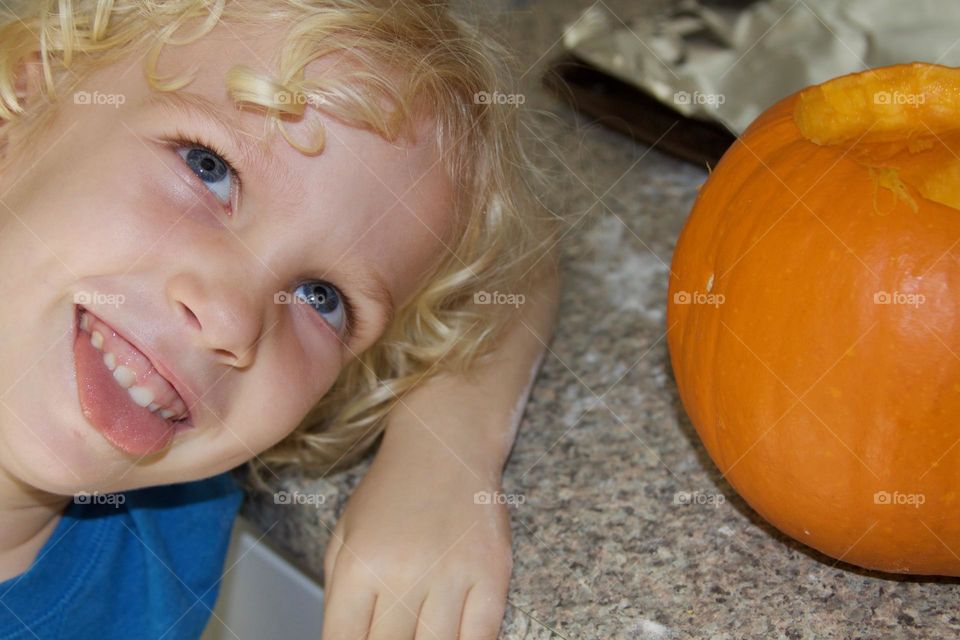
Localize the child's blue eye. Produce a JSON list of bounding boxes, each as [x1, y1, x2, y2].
[[293, 281, 346, 334], [176, 145, 234, 206]]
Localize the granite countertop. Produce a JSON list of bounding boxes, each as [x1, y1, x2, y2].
[[242, 1, 960, 638]]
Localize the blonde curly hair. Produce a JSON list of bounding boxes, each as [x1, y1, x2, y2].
[[0, 0, 562, 491]]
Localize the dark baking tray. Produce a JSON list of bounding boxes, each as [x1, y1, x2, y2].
[[544, 54, 738, 167]]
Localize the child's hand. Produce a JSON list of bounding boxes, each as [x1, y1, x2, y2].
[[320, 447, 513, 640]]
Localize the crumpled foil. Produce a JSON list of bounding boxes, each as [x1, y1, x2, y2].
[[562, 0, 960, 134]]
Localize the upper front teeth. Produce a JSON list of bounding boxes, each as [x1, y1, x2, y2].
[[113, 365, 136, 388], [128, 386, 154, 408]]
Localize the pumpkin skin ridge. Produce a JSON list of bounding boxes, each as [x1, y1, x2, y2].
[[667, 65, 960, 576]]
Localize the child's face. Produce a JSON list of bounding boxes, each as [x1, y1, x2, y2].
[[0, 20, 453, 495]]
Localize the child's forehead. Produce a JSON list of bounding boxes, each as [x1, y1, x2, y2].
[[121, 16, 441, 172], [159, 16, 372, 89], [143, 16, 432, 145]]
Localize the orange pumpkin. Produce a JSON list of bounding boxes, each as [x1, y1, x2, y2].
[[667, 62, 960, 575]]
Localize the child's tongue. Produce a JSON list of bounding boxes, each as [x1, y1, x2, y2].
[[74, 321, 175, 456]]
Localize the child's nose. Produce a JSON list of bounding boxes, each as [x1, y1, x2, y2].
[[166, 271, 265, 369]]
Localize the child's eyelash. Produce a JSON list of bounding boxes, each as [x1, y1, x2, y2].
[[330, 284, 360, 344], [167, 130, 244, 207]]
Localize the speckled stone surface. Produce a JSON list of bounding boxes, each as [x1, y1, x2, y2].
[[242, 2, 960, 638]]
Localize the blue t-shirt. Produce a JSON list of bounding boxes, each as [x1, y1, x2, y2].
[[0, 471, 243, 640]]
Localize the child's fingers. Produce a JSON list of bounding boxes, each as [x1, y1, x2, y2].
[[322, 532, 344, 587], [366, 591, 421, 640], [320, 572, 377, 640], [413, 587, 466, 640], [458, 581, 509, 640]]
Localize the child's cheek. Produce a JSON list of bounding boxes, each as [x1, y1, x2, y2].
[[6, 134, 170, 265], [267, 324, 343, 415], [221, 347, 338, 457]]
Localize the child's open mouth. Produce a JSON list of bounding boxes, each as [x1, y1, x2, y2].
[[73, 305, 194, 456]]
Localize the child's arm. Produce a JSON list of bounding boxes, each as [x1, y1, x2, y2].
[[320, 254, 560, 640]]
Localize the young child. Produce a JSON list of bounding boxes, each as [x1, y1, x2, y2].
[[0, 0, 562, 638]]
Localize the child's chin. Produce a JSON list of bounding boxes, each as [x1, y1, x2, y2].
[[0, 414, 148, 497]]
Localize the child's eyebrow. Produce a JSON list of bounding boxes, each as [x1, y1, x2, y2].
[[142, 90, 397, 342]]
